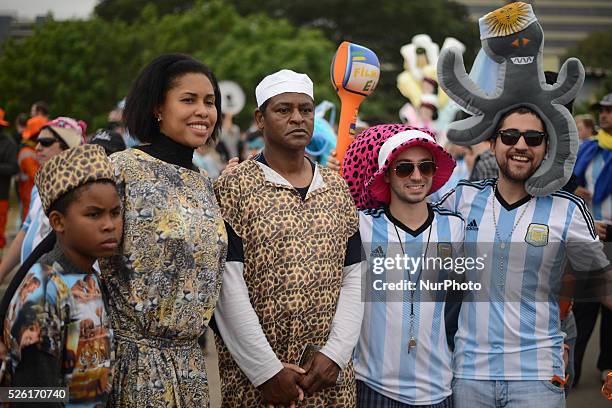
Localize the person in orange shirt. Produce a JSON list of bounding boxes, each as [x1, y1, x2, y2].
[[17, 116, 45, 221], [29, 101, 49, 123]]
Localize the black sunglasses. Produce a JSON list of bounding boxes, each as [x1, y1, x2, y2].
[[496, 129, 546, 147], [37, 137, 59, 148], [393, 161, 436, 178]]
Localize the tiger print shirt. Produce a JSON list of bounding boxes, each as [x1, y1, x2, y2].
[[3, 243, 113, 406]]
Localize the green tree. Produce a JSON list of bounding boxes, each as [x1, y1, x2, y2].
[[94, 0, 195, 23], [564, 30, 612, 98], [565, 30, 612, 71], [129, 1, 337, 127], [93, 0, 481, 123], [0, 1, 335, 131], [226, 0, 480, 122], [0, 17, 141, 129]]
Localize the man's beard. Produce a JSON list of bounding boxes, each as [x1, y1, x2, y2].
[[498, 157, 538, 183]]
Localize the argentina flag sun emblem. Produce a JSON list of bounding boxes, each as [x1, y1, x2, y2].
[[525, 223, 549, 247], [437, 243, 453, 260]]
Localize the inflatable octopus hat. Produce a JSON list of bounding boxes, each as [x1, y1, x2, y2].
[[437, 1, 585, 196]]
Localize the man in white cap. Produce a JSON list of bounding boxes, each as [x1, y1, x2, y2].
[[214, 69, 364, 407]]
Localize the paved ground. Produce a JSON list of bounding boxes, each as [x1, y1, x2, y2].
[[1, 202, 608, 407], [567, 319, 610, 407]]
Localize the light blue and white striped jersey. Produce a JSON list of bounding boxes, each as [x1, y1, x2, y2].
[[20, 187, 50, 263], [437, 178, 608, 381], [354, 205, 465, 405], [584, 150, 611, 223]]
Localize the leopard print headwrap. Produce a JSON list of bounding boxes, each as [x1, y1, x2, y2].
[[35, 144, 114, 214]]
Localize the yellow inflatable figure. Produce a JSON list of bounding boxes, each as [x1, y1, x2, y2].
[[397, 35, 464, 110]]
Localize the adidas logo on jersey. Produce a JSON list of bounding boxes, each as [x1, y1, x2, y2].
[[467, 219, 479, 231], [370, 246, 385, 258]]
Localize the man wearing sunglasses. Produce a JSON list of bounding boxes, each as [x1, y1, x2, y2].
[[436, 106, 610, 407], [0, 117, 85, 285], [353, 125, 465, 408]]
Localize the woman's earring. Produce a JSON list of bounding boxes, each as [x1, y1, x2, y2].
[[157, 114, 162, 122]]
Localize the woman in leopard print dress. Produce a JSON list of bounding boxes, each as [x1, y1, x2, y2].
[[99, 54, 227, 407]]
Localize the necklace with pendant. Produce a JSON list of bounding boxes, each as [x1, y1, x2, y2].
[[491, 181, 532, 258], [393, 220, 432, 354]]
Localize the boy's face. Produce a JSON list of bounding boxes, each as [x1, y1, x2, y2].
[[54, 182, 123, 263]]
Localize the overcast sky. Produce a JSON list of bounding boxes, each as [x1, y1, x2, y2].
[[0, 0, 98, 20]]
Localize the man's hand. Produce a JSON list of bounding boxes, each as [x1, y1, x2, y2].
[[574, 186, 592, 203], [326, 150, 341, 172], [595, 221, 608, 241], [260, 363, 305, 407], [221, 157, 240, 176], [298, 352, 340, 395]]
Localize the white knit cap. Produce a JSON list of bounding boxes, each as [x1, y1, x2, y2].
[[255, 69, 314, 107]]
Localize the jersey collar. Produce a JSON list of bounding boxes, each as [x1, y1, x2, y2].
[[385, 204, 434, 237]]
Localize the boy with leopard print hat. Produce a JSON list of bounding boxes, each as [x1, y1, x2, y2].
[[1, 144, 121, 407]]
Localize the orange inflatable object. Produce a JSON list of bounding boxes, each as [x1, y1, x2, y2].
[[331, 42, 380, 167]]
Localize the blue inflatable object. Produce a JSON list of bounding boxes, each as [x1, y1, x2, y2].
[[306, 101, 337, 165]]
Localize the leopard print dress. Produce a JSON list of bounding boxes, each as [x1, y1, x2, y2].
[[99, 149, 227, 407], [214, 159, 359, 407]]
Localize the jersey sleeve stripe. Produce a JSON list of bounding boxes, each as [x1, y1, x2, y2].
[[432, 206, 465, 221], [456, 178, 496, 189], [435, 188, 456, 206], [552, 191, 597, 239]]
